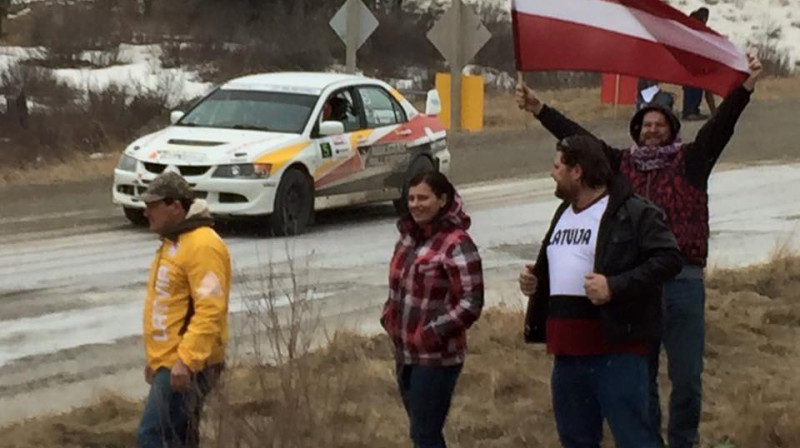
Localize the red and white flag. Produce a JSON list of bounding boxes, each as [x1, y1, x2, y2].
[[511, 0, 749, 96]]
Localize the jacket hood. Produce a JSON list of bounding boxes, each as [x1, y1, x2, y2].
[[629, 104, 681, 144], [163, 199, 214, 241], [398, 194, 471, 237]]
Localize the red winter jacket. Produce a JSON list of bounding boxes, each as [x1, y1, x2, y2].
[[537, 86, 752, 267], [380, 196, 484, 366]]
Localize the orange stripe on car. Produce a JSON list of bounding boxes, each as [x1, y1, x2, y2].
[[254, 141, 310, 171], [388, 88, 407, 103], [313, 159, 340, 179], [349, 129, 374, 149]]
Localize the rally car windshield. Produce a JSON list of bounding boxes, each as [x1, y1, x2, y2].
[[176, 89, 318, 134]]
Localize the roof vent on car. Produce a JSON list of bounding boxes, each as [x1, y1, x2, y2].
[[167, 139, 226, 147]]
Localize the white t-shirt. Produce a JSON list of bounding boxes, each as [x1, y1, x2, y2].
[[547, 196, 608, 296]]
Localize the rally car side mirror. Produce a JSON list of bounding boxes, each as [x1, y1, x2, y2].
[[319, 121, 345, 136], [425, 89, 441, 116]]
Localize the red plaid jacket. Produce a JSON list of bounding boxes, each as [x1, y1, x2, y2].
[[380, 196, 484, 366]]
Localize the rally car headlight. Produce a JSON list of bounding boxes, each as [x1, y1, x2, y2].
[[212, 163, 271, 179], [117, 154, 138, 172]]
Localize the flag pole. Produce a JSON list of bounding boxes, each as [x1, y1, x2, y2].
[[613, 74, 621, 119], [517, 71, 528, 129], [511, 1, 529, 129]]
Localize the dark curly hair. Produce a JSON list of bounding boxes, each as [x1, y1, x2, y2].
[[556, 135, 612, 189]]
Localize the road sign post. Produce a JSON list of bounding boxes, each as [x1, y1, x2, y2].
[[427, 1, 491, 131], [450, 0, 463, 132], [330, 0, 379, 74]]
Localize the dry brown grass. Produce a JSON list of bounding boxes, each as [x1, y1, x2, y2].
[[0, 396, 140, 448], [483, 86, 630, 130], [2, 254, 799, 448], [0, 155, 118, 187], [197, 305, 557, 448], [702, 253, 800, 448]]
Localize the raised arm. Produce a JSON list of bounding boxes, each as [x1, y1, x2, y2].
[[516, 82, 624, 172], [686, 55, 762, 185]]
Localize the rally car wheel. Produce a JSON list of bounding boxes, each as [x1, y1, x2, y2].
[[393, 156, 435, 216], [123, 207, 148, 226], [270, 168, 315, 236]]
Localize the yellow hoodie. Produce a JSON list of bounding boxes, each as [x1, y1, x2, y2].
[[142, 201, 231, 372]]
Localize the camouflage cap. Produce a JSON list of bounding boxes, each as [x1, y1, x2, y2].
[[141, 171, 193, 203]]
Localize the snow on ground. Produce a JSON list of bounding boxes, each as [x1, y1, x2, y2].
[[682, 0, 800, 68], [52, 44, 213, 106], [0, 44, 213, 106]]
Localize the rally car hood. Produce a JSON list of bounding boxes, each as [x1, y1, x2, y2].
[[123, 126, 304, 165]]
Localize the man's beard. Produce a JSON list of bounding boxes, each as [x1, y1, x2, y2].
[[554, 183, 575, 202]]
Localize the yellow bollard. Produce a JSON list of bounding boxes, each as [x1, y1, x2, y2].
[[434, 73, 484, 132]]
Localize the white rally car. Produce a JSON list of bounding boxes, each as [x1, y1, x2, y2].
[[112, 72, 449, 235]]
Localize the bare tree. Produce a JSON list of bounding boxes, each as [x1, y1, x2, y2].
[[139, 0, 154, 17], [0, 0, 10, 37]]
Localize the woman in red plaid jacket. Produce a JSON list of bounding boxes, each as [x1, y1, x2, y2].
[[380, 170, 484, 448]]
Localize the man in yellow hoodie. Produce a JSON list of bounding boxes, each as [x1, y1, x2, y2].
[[136, 172, 231, 448]]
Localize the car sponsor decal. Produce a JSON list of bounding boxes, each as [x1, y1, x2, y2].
[[149, 150, 208, 163], [320, 143, 333, 159], [364, 142, 409, 168], [369, 115, 444, 146], [223, 84, 320, 95], [313, 131, 375, 187], [313, 114, 446, 188], [331, 135, 350, 154]]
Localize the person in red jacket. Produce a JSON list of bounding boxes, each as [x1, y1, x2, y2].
[[380, 170, 484, 448], [515, 56, 762, 448]]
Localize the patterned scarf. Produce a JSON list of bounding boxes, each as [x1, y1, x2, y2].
[[629, 139, 682, 171]]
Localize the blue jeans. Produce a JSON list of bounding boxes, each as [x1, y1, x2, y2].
[[396, 363, 462, 448], [137, 368, 210, 448], [682, 86, 704, 117], [648, 275, 705, 448], [551, 354, 657, 448]]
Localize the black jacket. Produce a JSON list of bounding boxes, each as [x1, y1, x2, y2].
[[524, 175, 683, 345]]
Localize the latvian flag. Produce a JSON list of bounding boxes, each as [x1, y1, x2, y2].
[[511, 0, 749, 96]]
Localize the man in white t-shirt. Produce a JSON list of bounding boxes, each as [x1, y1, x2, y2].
[[519, 135, 683, 448]]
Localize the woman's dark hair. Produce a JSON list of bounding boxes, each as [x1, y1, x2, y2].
[[556, 135, 612, 189], [408, 169, 456, 210]]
